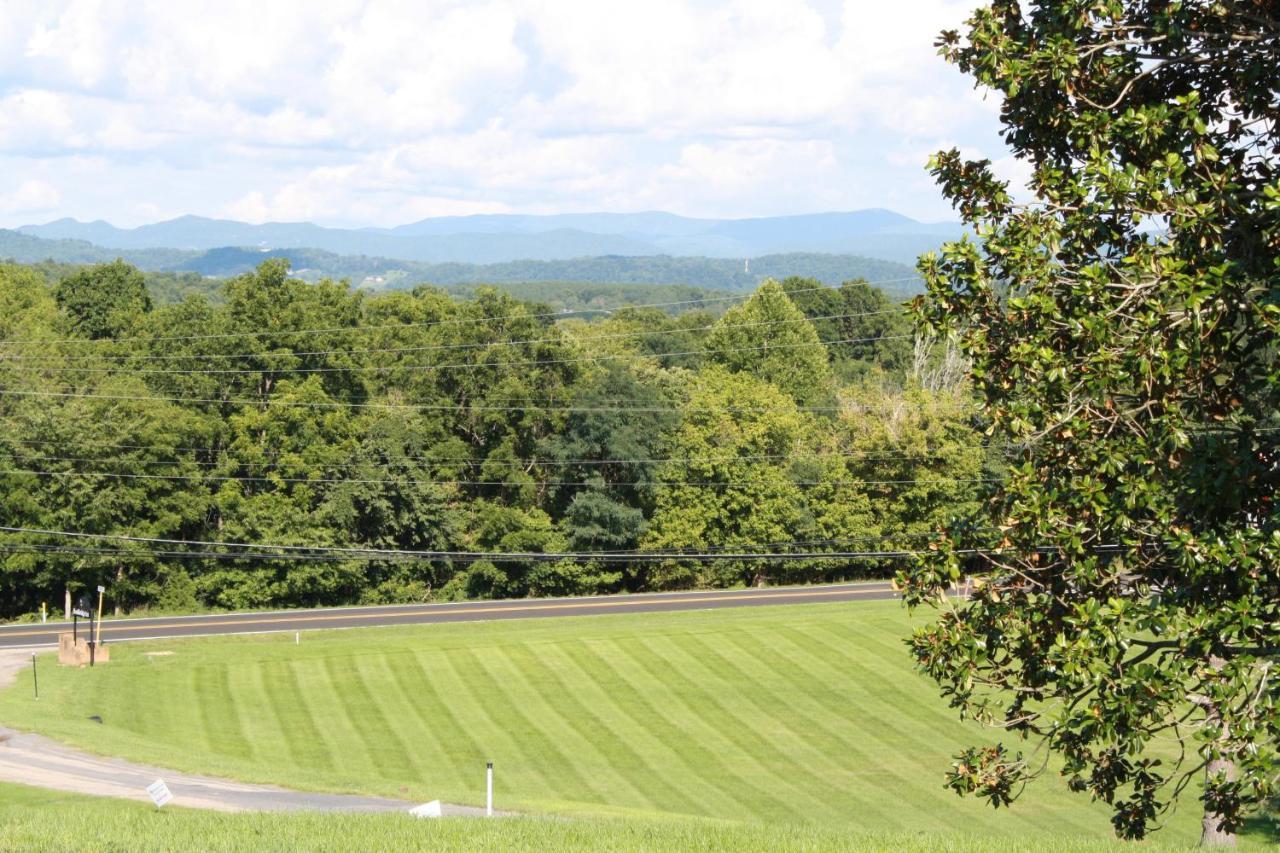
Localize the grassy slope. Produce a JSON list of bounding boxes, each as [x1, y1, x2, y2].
[[0, 601, 1262, 847], [0, 783, 1203, 853]]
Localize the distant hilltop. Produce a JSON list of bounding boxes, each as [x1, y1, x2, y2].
[[15, 209, 962, 267]]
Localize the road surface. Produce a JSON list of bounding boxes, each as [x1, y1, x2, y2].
[[0, 581, 897, 649]]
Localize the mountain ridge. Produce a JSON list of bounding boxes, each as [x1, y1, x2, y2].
[[0, 228, 922, 298], [18, 209, 961, 266]]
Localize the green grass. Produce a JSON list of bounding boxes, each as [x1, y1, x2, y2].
[[0, 782, 1211, 853], [1, 601, 1271, 848]]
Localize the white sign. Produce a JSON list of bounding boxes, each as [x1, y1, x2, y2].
[[146, 779, 173, 808], [409, 800, 443, 819], [72, 609, 90, 619], [96, 585, 105, 594]]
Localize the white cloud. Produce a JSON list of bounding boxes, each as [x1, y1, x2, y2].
[[0, 0, 1013, 227], [0, 178, 61, 216]]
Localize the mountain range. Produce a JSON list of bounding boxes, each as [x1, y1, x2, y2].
[[16, 209, 961, 266]]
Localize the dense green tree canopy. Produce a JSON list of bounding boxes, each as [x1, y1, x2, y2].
[[902, 0, 1279, 843], [2, 257, 968, 639], [54, 259, 152, 340], [705, 279, 833, 406]]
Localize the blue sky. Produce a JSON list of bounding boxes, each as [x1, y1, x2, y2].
[[0, 0, 1024, 228]]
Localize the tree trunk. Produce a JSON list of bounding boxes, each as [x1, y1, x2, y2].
[[114, 565, 123, 616], [64, 586, 71, 619], [1200, 754, 1237, 846], [1200, 654, 1236, 847]]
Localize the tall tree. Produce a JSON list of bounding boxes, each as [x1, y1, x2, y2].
[[54, 259, 152, 340], [644, 369, 873, 588], [902, 1, 1279, 843], [781, 276, 912, 381], [705, 279, 833, 406], [0, 375, 210, 614]]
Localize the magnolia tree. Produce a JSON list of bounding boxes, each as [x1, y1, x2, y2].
[[900, 1, 1279, 844]]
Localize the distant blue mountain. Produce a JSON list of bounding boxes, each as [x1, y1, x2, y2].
[[20, 209, 961, 266]]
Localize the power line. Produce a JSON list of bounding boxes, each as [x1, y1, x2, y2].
[[591, 530, 980, 556], [0, 333, 911, 376], [0, 379, 961, 415], [0, 533, 951, 561], [0, 526, 1127, 563], [0, 526, 928, 563], [0, 307, 910, 364], [0, 278, 924, 347], [0, 467, 997, 489], [0, 542, 919, 563], [5, 438, 1007, 466]]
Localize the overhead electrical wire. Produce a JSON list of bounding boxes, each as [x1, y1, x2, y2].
[[0, 466, 998, 489], [0, 526, 1126, 564], [0, 542, 918, 563], [0, 383, 964, 415], [0, 534, 941, 562], [6, 437, 1007, 466]]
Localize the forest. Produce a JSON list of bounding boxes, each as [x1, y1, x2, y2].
[[0, 258, 993, 619]]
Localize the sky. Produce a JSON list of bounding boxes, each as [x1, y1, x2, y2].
[[0, 0, 1019, 229]]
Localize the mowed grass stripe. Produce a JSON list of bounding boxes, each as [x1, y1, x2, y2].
[[608, 635, 820, 821], [780, 623, 1078, 838], [775, 624, 954, 748], [803, 620, 1108, 837], [672, 632, 868, 775], [233, 659, 298, 773], [556, 639, 757, 818], [111, 661, 150, 739], [500, 642, 700, 817], [718, 628, 941, 815], [742, 627, 975, 832], [322, 654, 418, 783], [635, 634, 865, 821], [482, 644, 657, 812], [453, 646, 608, 807], [426, 645, 560, 801], [357, 651, 458, 799], [808, 619, 972, 729], [286, 655, 375, 784], [3, 603, 1208, 844], [583, 635, 793, 819], [541, 640, 742, 817], [259, 660, 335, 772], [125, 660, 183, 741], [192, 663, 253, 761], [679, 632, 898, 828], [382, 650, 475, 788]]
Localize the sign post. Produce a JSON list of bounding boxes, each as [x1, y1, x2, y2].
[[95, 586, 104, 645], [75, 595, 95, 667]]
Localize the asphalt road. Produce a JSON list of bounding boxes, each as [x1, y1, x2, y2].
[[0, 581, 897, 649]]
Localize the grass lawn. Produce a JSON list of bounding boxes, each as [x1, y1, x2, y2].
[[0, 782, 1224, 853], [2, 600, 1272, 848], [0, 782, 1220, 853]]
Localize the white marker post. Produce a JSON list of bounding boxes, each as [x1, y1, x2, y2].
[[295, 631, 300, 645], [486, 761, 493, 816]]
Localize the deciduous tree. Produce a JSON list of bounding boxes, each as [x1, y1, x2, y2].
[[902, 1, 1279, 842]]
